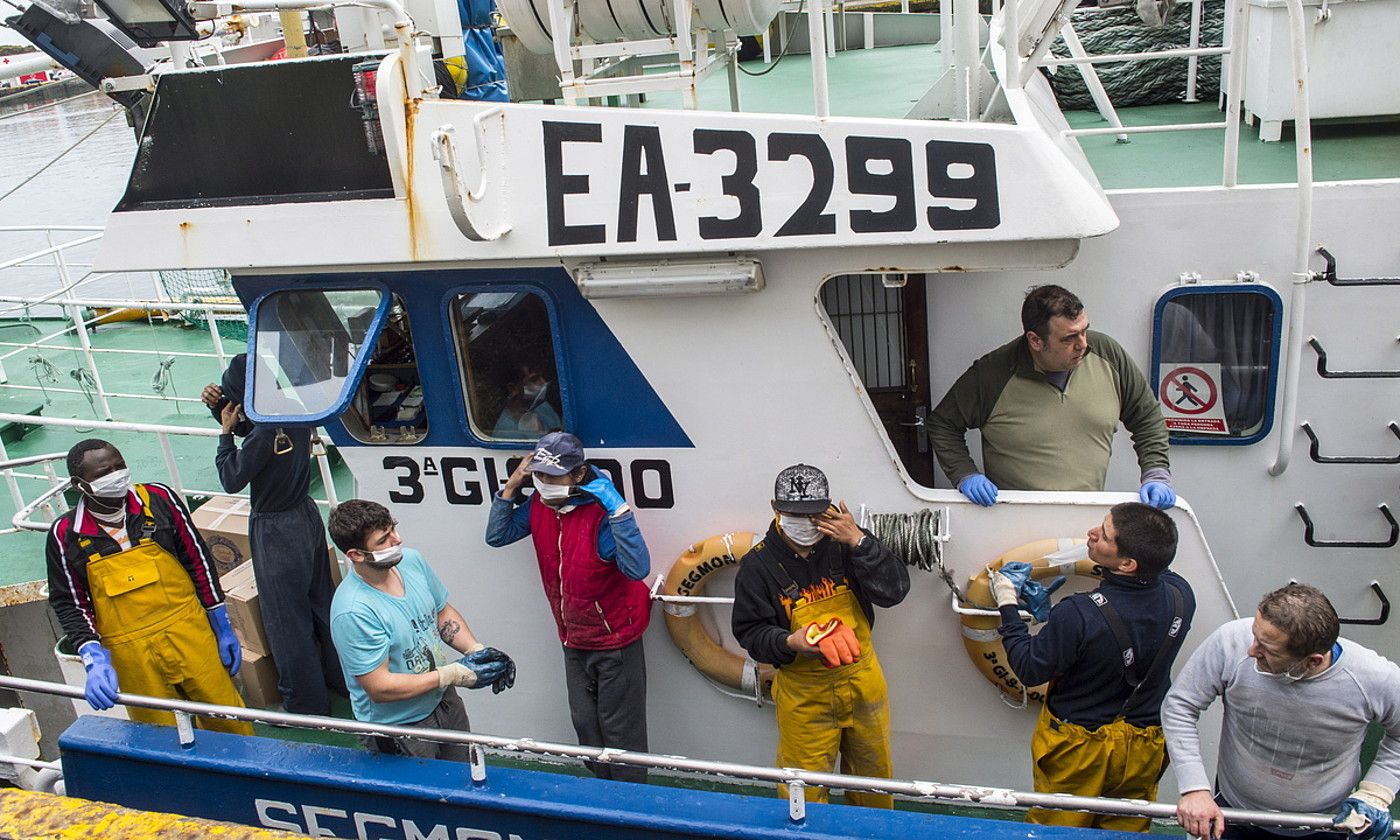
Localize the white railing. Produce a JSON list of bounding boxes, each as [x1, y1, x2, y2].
[[0, 414, 340, 537], [0, 226, 242, 420], [0, 671, 1377, 831]]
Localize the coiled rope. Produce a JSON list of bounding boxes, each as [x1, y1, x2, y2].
[[865, 508, 962, 600], [1047, 1, 1224, 110]]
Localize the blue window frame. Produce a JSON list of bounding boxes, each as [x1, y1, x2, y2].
[[244, 286, 389, 425], [1150, 284, 1283, 445]]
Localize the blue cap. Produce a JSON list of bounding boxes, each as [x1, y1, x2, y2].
[[527, 432, 586, 476]]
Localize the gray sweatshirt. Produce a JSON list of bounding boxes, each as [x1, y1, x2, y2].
[[1161, 618, 1400, 814]]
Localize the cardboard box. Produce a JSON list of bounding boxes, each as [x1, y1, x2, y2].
[[192, 495, 252, 578], [220, 560, 268, 657], [238, 647, 281, 708]]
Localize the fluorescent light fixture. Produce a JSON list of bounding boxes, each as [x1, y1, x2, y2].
[[573, 258, 764, 300]]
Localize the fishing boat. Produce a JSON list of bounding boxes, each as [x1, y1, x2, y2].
[[0, 0, 1397, 831]]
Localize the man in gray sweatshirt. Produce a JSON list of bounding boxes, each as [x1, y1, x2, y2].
[[1161, 584, 1400, 840]]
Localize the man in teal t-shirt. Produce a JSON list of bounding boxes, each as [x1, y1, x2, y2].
[[329, 499, 515, 759]]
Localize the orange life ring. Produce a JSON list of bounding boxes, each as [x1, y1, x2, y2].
[[959, 538, 1100, 705], [663, 532, 777, 703]]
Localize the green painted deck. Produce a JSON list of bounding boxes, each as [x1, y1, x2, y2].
[[0, 317, 353, 596], [639, 42, 1400, 189]]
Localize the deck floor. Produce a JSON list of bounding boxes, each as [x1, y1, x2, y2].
[[638, 43, 1400, 189]]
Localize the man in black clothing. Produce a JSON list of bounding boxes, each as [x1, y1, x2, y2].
[[992, 501, 1195, 831], [732, 464, 910, 808], [202, 354, 345, 714]]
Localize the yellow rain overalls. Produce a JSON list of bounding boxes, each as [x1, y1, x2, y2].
[[81, 486, 252, 735], [771, 554, 893, 809], [1027, 580, 1186, 832]]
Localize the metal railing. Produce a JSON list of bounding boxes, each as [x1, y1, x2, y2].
[[0, 226, 242, 421], [0, 671, 1382, 832], [0, 414, 341, 538]]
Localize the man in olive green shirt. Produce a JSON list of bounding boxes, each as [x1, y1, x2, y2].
[[927, 285, 1175, 509]]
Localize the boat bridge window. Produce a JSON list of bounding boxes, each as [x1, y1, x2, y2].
[[818, 274, 936, 485], [249, 288, 385, 422], [451, 291, 565, 444], [342, 294, 428, 444], [1151, 285, 1282, 445]]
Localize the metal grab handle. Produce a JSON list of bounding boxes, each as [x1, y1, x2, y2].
[[1294, 503, 1399, 548], [1332, 579, 1388, 627], [1308, 337, 1400, 379], [1318, 247, 1400, 287], [1301, 422, 1400, 464]]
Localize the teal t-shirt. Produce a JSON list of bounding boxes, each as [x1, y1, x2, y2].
[[330, 549, 450, 725]]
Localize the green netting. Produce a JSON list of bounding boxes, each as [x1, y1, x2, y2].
[[157, 269, 248, 341], [1047, 1, 1225, 110]]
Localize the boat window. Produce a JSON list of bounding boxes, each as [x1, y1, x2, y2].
[[341, 295, 428, 444], [1151, 285, 1282, 445], [248, 288, 387, 423], [451, 291, 565, 443], [818, 273, 936, 485]]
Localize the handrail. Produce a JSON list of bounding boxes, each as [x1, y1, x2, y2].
[[1337, 581, 1390, 626], [1317, 247, 1400, 288], [1294, 503, 1399, 549], [1307, 337, 1400, 379], [1301, 422, 1400, 465], [0, 672, 1378, 832]]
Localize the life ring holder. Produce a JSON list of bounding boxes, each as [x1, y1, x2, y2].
[[956, 538, 1101, 708], [659, 532, 777, 706]]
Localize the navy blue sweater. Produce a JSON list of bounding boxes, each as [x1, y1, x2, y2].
[[999, 570, 1195, 728], [216, 426, 312, 514]]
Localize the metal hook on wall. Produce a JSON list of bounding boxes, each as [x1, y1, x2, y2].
[[1285, 579, 1389, 626], [1316, 247, 1400, 287], [1294, 503, 1398, 548]]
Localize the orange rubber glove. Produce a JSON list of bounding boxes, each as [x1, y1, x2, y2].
[[807, 620, 861, 668]]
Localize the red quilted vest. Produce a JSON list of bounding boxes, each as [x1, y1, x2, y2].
[[528, 498, 651, 650]]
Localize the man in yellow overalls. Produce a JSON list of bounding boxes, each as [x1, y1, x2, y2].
[[732, 464, 910, 807], [46, 439, 252, 734]]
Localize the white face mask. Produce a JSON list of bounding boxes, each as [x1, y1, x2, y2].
[[535, 481, 572, 501], [84, 469, 132, 500], [1253, 657, 1312, 682], [523, 381, 548, 402], [362, 544, 404, 569], [778, 515, 823, 547]]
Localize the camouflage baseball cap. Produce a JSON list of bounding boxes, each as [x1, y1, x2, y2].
[[773, 464, 830, 515]]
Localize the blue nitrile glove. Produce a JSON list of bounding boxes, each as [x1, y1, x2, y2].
[[578, 475, 627, 516], [78, 641, 119, 711], [207, 604, 242, 676], [1332, 782, 1395, 840], [958, 473, 998, 507], [453, 654, 508, 690], [1140, 481, 1176, 510], [998, 562, 1066, 623], [464, 646, 516, 694]]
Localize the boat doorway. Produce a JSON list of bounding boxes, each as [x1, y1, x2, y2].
[[819, 273, 936, 486]]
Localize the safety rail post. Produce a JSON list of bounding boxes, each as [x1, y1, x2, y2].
[[787, 778, 807, 822], [470, 744, 488, 783], [1184, 0, 1203, 101], [174, 711, 196, 747], [1002, 0, 1021, 89], [157, 433, 187, 501], [1221, 0, 1248, 186], [207, 304, 228, 369], [40, 460, 64, 522], [65, 304, 113, 420], [808, 0, 832, 117], [0, 436, 23, 523], [312, 434, 340, 509]]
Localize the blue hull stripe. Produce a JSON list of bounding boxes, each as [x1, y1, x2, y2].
[[59, 716, 1141, 840]]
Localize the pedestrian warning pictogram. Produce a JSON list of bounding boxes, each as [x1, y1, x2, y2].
[[1158, 363, 1228, 434]]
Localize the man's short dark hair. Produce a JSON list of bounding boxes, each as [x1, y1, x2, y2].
[[1109, 501, 1177, 577], [1021, 285, 1084, 338], [67, 439, 116, 478], [329, 499, 395, 553], [1258, 583, 1339, 658]]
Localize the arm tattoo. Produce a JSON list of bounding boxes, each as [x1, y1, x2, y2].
[[439, 618, 460, 645]]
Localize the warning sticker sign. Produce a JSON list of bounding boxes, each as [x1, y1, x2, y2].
[[1159, 363, 1228, 434]]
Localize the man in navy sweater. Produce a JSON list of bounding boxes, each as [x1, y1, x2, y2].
[[991, 502, 1195, 831]]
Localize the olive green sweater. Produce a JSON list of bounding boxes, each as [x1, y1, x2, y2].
[[927, 332, 1170, 491]]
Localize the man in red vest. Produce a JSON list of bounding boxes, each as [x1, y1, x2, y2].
[[486, 432, 652, 782]]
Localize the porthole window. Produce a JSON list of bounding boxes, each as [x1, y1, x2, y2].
[[1151, 285, 1282, 445], [451, 291, 565, 443]]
